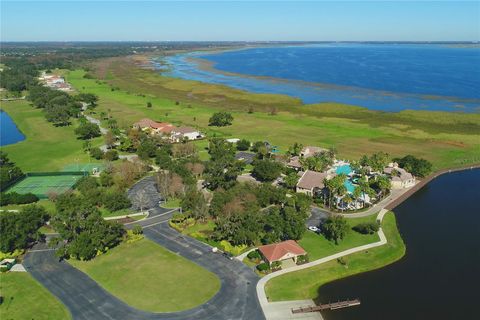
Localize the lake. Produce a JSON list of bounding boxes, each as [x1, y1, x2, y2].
[[0, 110, 25, 146], [156, 44, 480, 112], [318, 169, 480, 320]]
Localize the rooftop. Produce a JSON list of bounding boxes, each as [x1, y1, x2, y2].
[[297, 170, 329, 190], [258, 240, 306, 263]]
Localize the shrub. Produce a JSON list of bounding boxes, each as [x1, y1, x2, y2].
[[125, 229, 144, 243], [353, 222, 380, 235], [0, 192, 39, 206], [132, 225, 143, 235], [296, 254, 309, 265], [247, 249, 261, 261], [256, 262, 270, 272], [103, 191, 131, 212], [104, 150, 119, 161], [236, 139, 251, 151], [90, 147, 104, 160], [271, 261, 282, 270]]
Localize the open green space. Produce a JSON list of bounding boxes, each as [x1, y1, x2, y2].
[[1, 100, 103, 172], [65, 60, 480, 171], [265, 212, 405, 301], [68, 238, 220, 312], [300, 214, 379, 261], [0, 272, 71, 320]]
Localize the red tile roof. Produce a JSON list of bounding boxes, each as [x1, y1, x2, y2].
[[258, 240, 306, 263]]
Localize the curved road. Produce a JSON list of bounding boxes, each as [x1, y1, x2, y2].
[[24, 177, 265, 320]]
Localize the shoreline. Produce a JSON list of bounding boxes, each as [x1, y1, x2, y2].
[[154, 47, 480, 110], [0, 108, 26, 147]]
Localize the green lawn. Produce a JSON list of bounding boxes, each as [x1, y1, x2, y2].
[[1, 100, 103, 172], [162, 197, 181, 208], [0, 272, 71, 320], [265, 212, 405, 301], [68, 238, 220, 312], [0, 199, 56, 213], [300, 215, 380, 261], [66, 63, 480, 171]]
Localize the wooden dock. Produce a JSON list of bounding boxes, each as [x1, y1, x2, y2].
[[291, 299, 361, 314]]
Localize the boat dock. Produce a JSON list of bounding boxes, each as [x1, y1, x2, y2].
[[291, 299, 361, 314]]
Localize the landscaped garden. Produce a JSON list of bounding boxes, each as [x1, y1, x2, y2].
[[68, 238, 221, 312]]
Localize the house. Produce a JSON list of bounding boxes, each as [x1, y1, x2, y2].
[[384, 163, 415, 189], [287, 156, 303, 170], [133, 118, 174, 135], [296, 170, 330, 196], [300, 146, 327, 158], [258, 240, 307, 266], [171, 126, 203, 141]]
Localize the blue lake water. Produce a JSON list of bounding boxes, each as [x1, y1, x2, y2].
[[0, 110, 25, 146], [156, 44, 480, 112]]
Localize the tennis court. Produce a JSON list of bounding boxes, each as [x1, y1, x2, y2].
[[7, 172, 85, 198]]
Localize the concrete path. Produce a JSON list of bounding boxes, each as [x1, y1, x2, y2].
[[256, 209, 389, 320], [262, 300, 323, 320], [84, 114, 108, 135]]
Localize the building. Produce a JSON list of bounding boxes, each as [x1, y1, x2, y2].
[[258, 240, 307, 266], [384, 163, 416, 189], [286, 156, 303, 170], [300, 146, 327, 158], [133, 118, 174, 135], [171, 126, 203, 141], [296, 170, 330, 196]]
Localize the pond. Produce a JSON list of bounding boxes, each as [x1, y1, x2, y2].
[[318, 169, 480, 320], [0, 110, 25, 146]]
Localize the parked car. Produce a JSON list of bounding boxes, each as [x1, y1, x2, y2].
[[308, 226, 319, 232], [222, 252, 234, 260]]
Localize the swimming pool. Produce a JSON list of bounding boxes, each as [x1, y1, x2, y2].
[[336, 164, 355, 193]]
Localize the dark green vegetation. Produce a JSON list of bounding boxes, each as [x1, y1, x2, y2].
[[0, 205, 48, 253], [50, 192, 125, 260], [322, 216, 349, 244], [394, 154, 433, 177], [265, 212, 405, 301], [209, 111, 234, 127], [68, 238, 221, 312], [0, 192, 39, 206], [0, 152, 24, 192], [353, 221, 380, 235], [0, 272, 71, 320], [74, 121, 101, 139]]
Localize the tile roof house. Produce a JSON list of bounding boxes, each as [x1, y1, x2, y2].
[[258, 240, 307, 265], [133, 118, 176, 135], [300, 146, 327, 158], [384, 163, 415, 189], [287, 156, 303, 170], [296, 170, 330, 196]]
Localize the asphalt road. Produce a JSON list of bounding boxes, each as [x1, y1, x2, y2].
[[23, 177, 265, 320]]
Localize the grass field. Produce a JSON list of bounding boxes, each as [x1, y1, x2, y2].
[[65, 59, 480, 170], [265, 212, 405, 302], [68, 238, 220, 312], [0, 272, 71, 320], [1, 100, 103, 172], [7, 174, 82, 198], [300, 214, 380, 261]]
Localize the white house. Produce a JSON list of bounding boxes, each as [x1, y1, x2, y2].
[[171, 126, 203, 142], [384, 163, 416, 189]]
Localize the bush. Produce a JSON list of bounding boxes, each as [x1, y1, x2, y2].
[[296, 254, 309, 265], [208, 112, 233, 127], [104, 150, 119, 161], [219, 240, 247, 256], [247, 249, 261, 261], [132, 225, 143, 235], [90, 147, 104, 160], [256, 262, 270, 272], [75, 176, 98, 194], [125, 229, 144, 243], [271, 261, 282, 270], [236, 139, 251, 151], [0, 192, 39, 206], [75, 122, 101, 140], [103, 191, 131, 212], [353, 222, 380, 234]]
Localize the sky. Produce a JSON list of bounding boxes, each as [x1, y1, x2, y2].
[[1, 1, 479, 41]]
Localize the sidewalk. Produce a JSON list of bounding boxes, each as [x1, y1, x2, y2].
[[256, 209, 388, 319]]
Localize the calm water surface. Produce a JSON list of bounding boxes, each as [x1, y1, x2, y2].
[[157, 44, 480, 112], [0, 110, 25, 146], [319, 169, 480, 320]]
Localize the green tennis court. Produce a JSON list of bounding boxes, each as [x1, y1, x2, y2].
[[7, 174, 84, 198], [62, 163, 105, 174]]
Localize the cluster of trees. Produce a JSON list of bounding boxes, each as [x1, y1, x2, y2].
[[75, 121, 101, 139], [204, 138, 244, 190], [207, 184, 311, 246], [0, 152, 24, 192], [0, 192, 39, 206], [300, 149, 335, 172], [50, 193, 124, 260], [73, 176, 131, 212], [0, 205, 48, 253], [208, 112, 233, 127], [394, 155, 432, 178], [0, 59, 39, 92], [89, 147, 119, 161]]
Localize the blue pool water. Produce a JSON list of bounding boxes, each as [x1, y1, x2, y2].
[[158, 44, 480, 112], [335, 164, 355, 193], [0, 110, 25, 146]]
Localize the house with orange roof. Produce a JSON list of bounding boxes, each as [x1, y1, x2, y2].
[[258, 240, 307, 266]]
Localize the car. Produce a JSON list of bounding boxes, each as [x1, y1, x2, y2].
[[222, 252, 234, 260], [308, 226, 319, 232]]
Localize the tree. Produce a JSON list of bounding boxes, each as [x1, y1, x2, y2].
[[132, 189, 149, 212], [353, 222, 379, 235], [181, 189, 209, 221], [82, 140, 92, 153], [99, 171, 114, 187], [283, 172, 299, 189], [103, 190, 131, 212], [322, 215, 348, 244], [75, 93, 98, 107], [104, 150, 119, 161], [394, 155, 433, 178], [90, 147, 104, 160], [288, 143, 303, 156], [236, 139, 251, 151], [75, 176, 98, 194], [44, 105, 71, 126], [252, 159, 283, 182], [104, 131, 116, 149], [146, 101, 152, 108], [75, 122, 101, 140], [0, 152, 24, 192], [155, 149, 173, 169], [137, 138, 157, 160], [0, 205, 48, 253], [208, 112, 233, 127]]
